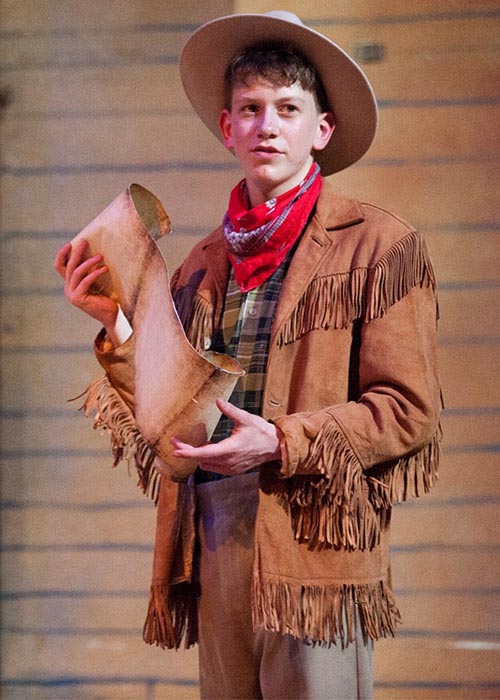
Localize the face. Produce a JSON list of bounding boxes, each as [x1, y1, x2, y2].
[[219, 78, 335, 206]]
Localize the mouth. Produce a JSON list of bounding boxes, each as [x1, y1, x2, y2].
[[253, 146, 282, 156]]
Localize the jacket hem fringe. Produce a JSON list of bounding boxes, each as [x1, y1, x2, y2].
[[252, 576, 401, 647], [143, 581, 199, 650]]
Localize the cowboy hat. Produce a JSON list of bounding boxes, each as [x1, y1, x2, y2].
[[179, 10, 378, 175]]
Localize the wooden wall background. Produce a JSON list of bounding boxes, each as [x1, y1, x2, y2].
[[1, 1, 499, 698]]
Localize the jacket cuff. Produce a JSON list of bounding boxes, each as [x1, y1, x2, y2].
[[94, 328, 136, 411], [273, 411, 362, 480]]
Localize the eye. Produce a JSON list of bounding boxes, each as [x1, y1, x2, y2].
[[280, 104, 299, 114], [242, 103, 259, 114]]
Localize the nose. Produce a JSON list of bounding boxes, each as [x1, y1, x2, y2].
[[258, 107, 279, 138]]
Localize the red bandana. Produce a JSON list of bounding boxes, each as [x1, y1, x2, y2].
[[223, 163, 322, 292]]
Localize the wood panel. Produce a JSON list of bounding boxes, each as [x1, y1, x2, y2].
[[1, 548, 153, 590], [0, 454, 147, 502], [3, 105, 499, 171], [0, 170, 238, 232], [0, 413, 131, 454], [440, 411, 500, 446], [1, 2, 499, 699], [1, 0, 232, 30], [1, 160, 496, 234], [0, 231, 204, 294], [2, 502, 155, 547], [1, 114, 230, 169], [392, 502, 500, 546], [391, 549, 500, 590], [396, 592, 500, 634], [1, 628, 198, 692], [235, 0, 500, 20], [429, 231, 500, 284], [1, 351, 99, 410], [334, 161, 498, 227], [1, 680, 199, 700], [3, 44, 497, 119], [439, 344, 500, 407], [436, 452, 499, 499], [3, 65, 188, 115], [374, 636, 500, 684]]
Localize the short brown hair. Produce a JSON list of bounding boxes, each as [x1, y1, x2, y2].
[[224, 41, 330, 113]]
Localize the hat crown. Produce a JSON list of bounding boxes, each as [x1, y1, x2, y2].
[[264, 11, 303, 26]]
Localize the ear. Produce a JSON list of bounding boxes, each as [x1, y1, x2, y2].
[[219, 109, 234, 150], [313, 112, 336, 152]]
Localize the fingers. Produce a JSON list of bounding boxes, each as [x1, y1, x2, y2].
[[54, 242, 72, 278], [170, 436, 247, 475], [65, 240, 102, 284], [216, 398, 254, 425], [170, 402, 279, 475], [170, 437, 226, 462], [55, 239, 107, 299], [67, 255, 106, 295], [54, 239, 119, 327], [54, 239, 87, 277], [55, 239, 100, 282]]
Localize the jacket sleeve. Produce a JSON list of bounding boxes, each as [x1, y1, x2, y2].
[[90, 258, 189, 408], [274, 283, 440, 473], [271, 239, 441, 550], [82, 259, 206, 499], [81, 331, 163, 498], [81, 283, 179, 500], [93, 329, 136, 410]]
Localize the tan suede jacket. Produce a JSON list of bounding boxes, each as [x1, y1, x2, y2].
[[93, 180, 441, 649]]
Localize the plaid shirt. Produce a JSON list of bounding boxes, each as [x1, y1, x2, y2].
[[195, 252, 294, 483]]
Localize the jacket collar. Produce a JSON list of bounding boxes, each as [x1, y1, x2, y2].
[[315, 179, 365, 233], [270, 181, 364, 345]]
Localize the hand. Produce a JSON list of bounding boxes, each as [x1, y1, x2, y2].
[[54, 239, 119, 335], [171, 399, 282, 476]]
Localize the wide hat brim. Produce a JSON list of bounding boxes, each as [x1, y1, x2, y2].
[[180, 11, 378, 176]]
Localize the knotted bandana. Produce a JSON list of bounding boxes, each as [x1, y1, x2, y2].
[[223, 163, 322, 292]]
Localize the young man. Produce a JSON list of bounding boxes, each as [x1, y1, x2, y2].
[[55, 11, 441, 700]]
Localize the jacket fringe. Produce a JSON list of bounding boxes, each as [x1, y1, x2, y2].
[[285, 419, 379, 550], [278, 230, 435, 346], [367, 229, 435, 322], [286, 420, 440, 550], [77, 374, 161, 502], [143, 581, 198, 650], [252, 576, 401, 647], [185, 295, 214, 352], [287, 483, 382, 552], [367, 430, 441, 511]]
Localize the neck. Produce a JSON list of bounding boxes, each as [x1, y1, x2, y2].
[[245, 157, 315, 208]]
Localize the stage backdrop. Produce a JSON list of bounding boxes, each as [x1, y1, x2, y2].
[[1, 1, 499, 698]]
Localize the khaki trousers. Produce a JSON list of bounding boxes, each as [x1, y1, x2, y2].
[[196, 472, 374, 700]]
